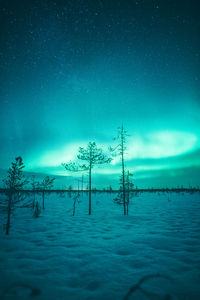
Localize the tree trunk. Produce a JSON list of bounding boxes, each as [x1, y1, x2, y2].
[[122, 155, 126, 215], [82, 175, 84, 192], [127, 172, 129, 216], [121, 128, 126, 216], [6, 192, 12, 235], [89, 163, 92, 215], [42, 191, 45, 209]]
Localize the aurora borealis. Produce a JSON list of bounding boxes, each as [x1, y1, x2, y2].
[[0, 0, 200, 188]]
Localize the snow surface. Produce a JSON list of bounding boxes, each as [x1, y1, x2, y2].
[[0, 191, 200, 299]]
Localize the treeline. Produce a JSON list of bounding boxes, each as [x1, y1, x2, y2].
[[0, 187, 199, 194]]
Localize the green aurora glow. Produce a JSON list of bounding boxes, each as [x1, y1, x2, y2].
[[0, 0, 199, 188]]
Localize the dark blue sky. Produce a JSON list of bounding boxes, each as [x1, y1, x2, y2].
[[0, 0, 200, 188]]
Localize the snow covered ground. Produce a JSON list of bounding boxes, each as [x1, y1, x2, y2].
[[0, 191, 200, 299]]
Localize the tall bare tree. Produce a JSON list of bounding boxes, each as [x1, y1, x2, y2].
[[110, 125, 129, 215], [2, 157, 28, 234], [63, 142, 111, 215]]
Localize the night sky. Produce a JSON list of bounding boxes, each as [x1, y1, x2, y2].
[[0, 0, 200, 188]]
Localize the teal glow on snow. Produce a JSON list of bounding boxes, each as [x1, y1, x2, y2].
[[0, 191, 200, 299]]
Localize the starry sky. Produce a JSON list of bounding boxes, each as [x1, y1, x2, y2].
[[0, 0, 200, 188]]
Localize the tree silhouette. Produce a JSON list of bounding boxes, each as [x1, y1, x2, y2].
[[114, 170, 134, 214], [40, 176, 55, 190], [110, 125, 129, 215], [126, 171, 134, 215], [63, 142, 111, 215], [2, 157, 28, 234], [36, 176, 55, 209]]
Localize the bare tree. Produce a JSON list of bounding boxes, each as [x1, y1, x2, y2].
[[63, 142, 111, 215], [114, 170, 134, 215], [110, 125, 129, 215], [2, 157, 29, 234], [36, 176, 55, 209]]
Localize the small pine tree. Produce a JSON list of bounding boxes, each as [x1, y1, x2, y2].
[[40, 176, 55, 190], [2, 157, 29, 234], [63, 142, 111, 215]]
